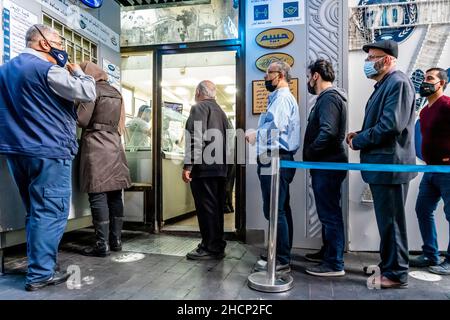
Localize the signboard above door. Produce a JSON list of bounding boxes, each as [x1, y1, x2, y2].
[[117, 0, 211, 11]]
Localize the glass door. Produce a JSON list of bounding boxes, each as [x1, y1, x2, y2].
[[121, 53, 154, 223], [159, 50, 237, 232]]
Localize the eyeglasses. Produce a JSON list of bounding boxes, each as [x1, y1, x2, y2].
[[365, 55, 386, 61], [267, 70, 280, 74], [47, 39, 65, 48]]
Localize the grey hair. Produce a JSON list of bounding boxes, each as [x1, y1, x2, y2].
[[270, 61, 292, 82], [197, 81, 217, 99], [25, 24, 58, 47]]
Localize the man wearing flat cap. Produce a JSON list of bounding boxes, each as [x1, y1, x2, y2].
[[346, 40, 417, 289]]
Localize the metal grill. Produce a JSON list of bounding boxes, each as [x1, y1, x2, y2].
[[122, 234, 200, 257]]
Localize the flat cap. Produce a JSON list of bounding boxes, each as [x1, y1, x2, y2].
[[362, 39, 398, 59]]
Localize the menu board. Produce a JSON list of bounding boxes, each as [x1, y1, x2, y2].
[[252, 78, 299, 114]]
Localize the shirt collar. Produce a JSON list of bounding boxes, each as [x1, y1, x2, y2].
[[22, 47, 48, 61], [268, 87, 290, 104]]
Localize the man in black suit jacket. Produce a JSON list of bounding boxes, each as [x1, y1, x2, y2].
[[347, 40, 416, 289]]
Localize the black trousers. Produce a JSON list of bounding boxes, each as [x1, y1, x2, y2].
[[191, 177, 227, 253], [370, 183, 409, 283]]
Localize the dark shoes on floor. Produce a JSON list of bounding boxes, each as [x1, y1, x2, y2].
[[409, 254, 440, 268], [110, 239, 122, 252], [429, 260, 450, 275], [186, 247, 225, 260], [305, 249, 324, 263], [81, 242, 110, 257], [25, 271, 71, 292], [306, 264, 345, 277]]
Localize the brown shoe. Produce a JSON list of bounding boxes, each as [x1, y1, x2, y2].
[[380, 275, 408, 289]]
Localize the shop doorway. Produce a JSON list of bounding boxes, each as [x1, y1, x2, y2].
[[158, 49, 238, 233]]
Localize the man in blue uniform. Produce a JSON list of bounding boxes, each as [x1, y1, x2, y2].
[[0, 24, 96, 291]]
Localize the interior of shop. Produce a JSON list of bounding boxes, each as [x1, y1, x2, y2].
[[121, 50, 237, 232]]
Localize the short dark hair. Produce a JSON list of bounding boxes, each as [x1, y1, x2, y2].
[[308, 59, 335, 83], [426, 67, 448, 91]]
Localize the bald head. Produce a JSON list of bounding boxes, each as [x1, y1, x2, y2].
[[196, 80, 217, 102]]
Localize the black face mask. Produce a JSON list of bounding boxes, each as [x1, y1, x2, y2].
[[307, 79, 317, 95], [419, 81, 440, 97], [265, 79, 278, 93]]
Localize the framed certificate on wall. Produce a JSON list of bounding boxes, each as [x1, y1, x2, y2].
[[252, 78, 299, 114]]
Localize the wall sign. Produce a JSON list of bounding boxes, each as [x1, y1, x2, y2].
[[102, 58, 121, 91], [256, 28, 294, 49], [38, 0, 120, 52], [252, 78, 299, 114], [357, 0, 418, 43], [2, 0, 38, 63], [255, 52, 294, 73], [248, 0, 305, 29]]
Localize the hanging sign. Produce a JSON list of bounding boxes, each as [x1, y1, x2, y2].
[[248, 0, 305, 29], [255, 52, 294, 73], [80, 0, 103, 8], [256, 28, 294, 49], [38, 0, 120, 52]]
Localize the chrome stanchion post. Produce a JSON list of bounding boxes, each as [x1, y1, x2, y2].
[[248, 156, 294, 293]]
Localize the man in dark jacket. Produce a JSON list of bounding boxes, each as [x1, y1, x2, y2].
[[303, 59, 348, 277], [183, 80, 228, 260], [0, 24, 96, 291], [347, 40, 417, 289]]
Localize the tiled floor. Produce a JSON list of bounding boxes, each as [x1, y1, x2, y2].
[[0, 230, 449, 300]]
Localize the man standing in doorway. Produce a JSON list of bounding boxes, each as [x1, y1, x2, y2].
[[347, 40, 417, 289], [183, 81, 229, 260], [303, 59, 348, 277], [246, 61, 301, 273], [0, 24, 96, 291], [410, 68, 450, 275]]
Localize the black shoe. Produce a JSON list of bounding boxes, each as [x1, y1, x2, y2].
[[110, 239, 122, 252], [25, 271, 71, 292], [305, 249, 324, 263], [186, 247, 225, 260], [306, 264, 345, 277], [81, 243, 110, 257]]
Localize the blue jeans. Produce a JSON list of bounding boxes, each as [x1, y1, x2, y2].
[[257, 153, 296, 265], [310, 169, 347, 271], [6, 155, 71, 284], [415, 173, 450, 263]]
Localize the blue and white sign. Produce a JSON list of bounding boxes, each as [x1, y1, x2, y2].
[[248, 0, 305, 29], [2, 0, 38, 63], [102, 58, 121, 91], [358, 0, 418, 43], [80, 0, 103, 9]]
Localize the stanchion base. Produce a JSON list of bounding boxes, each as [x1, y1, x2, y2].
[[247, 271, 294, 293]]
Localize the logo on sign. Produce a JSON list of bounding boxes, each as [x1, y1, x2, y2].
[[80, 0, 103, 9], [111, 36, 118, 46], [256, 28, 295, 49], [254, 4, 269, 21], [284, 2, 299, 18], [358, 0, 418, 43], [256, 53, 295, 73], [108, 64, 116, 72]]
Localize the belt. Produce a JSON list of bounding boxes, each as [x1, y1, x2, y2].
[[88, 123, 118, 133]]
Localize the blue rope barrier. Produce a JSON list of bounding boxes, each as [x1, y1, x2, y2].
[[280, 160, 450, 173]]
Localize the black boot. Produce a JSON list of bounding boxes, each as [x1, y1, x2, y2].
[[109, 216, 123, 252], [82, 220, 110, 257]]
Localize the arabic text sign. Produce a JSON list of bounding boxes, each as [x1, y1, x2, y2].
[[256, 28, 294, 49], [38, 0, 120, 52], [3, 0, 38, 63], [248, 0, 305, 29]]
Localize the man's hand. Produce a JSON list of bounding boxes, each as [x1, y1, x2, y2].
[[245, 131, 257, 145], [66, 63, 82, 75], [182, 170, 192, 183], [346, 132, 357, 150]]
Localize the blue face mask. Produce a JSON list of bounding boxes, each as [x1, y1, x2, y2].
[[34, 26, 69, 67], [364, 61, 379, 79], [48, 47, 69, 67]]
